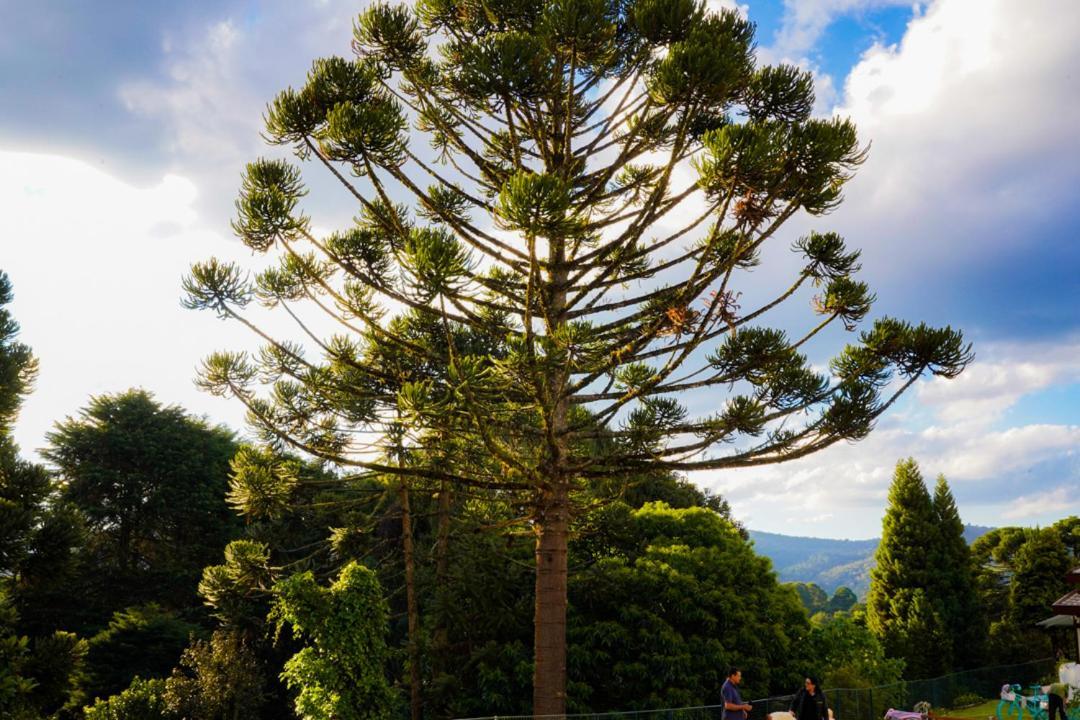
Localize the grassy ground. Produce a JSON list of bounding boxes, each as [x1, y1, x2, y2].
[[939, 700, 999, 720]]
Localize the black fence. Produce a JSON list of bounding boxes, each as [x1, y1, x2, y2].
[[458, 658, 1058, 720]]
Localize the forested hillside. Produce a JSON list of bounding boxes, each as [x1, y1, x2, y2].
[[750, 524, 993, 596]]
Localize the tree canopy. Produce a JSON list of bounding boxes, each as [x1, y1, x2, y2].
[[182, 1, 972, 711], [43, 389, 240, 616]]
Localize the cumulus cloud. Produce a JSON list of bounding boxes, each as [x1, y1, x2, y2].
[[827, 0, 1080, 282], [916, 338, 1080, 426], [115, 2, 362, 226]]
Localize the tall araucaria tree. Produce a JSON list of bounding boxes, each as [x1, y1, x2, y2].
[[183, 1, 972, 713]]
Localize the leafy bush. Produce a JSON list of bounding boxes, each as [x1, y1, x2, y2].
[[951, 693, 985, 709], [83, 676, 170, 720], [85, 604, 199, 701]]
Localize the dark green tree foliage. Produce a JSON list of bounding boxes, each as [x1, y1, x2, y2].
[[420, 502, 536, 718], [84, 604, 200, 703], [929, 475, 985, 668], [0, 587, 34, 719], [792, 582, 858, 617], [43, 389, 240, 619], [615, 470, 737, 519], [972, 526, 1028, 624], [568, 502, 810, 710], [794, 582, 829, 614], [271, 562, 396, 720], [0, 271, 36, 430], [1052, 516, 1080, 559], [182, 2, 972, 710], [826, 586, 858, 614], [163, 629, 267, 720], [866, 459, 950, 678], [0, 272, 92, 719], [24, 630, 90, 717], [1009, 528, 1070, 629], [972, 519, 1074, 662]]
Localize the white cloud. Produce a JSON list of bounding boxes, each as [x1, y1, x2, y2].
[[120, 20, 256, 167], [3, 150, 260, 456], [768, 0, 911, 62], [826, 0, 1080, 277], [916, 338, 1080, 426], [115, 3, 362, 227], [706, 0, 750, 19], [1003, 486, 1079, 521]]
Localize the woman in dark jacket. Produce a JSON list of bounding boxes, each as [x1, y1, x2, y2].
[[790, 677, 830, 720]]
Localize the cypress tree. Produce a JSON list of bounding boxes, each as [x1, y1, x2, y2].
[[867, 458, 948, 677], [930, 475, 985, 668]]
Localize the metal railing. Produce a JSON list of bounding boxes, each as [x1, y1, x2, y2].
[[457, 658, 1057, 720]]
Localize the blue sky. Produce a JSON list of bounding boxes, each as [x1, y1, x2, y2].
[[2, 0, 1078, 538]]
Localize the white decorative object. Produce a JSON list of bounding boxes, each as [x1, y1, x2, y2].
[[1061, 662, 1080, 689]]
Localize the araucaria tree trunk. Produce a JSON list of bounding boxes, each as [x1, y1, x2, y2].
[[533, 482, 570, 716], [184, 0, 975, 714], [399, 481, 423, 720]]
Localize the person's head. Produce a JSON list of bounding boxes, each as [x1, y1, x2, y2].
[[728, 667, 743, 685], [804, 677, 819, 694]]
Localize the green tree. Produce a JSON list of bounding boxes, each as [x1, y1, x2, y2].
[[182, 4, 972, 710], [569, 502, 810, 710], [0, 268, 50, 586], [0, 271, 40, 719], [929, 475, 985, 668], [0, 271, 36, 431], [271, 562, 396, 720], [810, 611, 904, 689], [83, 676, 171, 720], [867, 459, 949, 677], [972, 526, 1028, 624], [973, 523, 1072, 662], [24, 630, 90, 717], [43, 389, 240, 619], [1009, 528, 1069, 629], [794, 582, 830, 615], [0, 271, 91, 719], [826, 587, 858, 614], [84, 604, 200, 703], [163, 630, 267, 720], [0, 587, 34, 719], [1051, 516, 1079, 559]]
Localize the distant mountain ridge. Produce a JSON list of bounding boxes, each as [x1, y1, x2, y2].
[[748, 524, 993, 597]]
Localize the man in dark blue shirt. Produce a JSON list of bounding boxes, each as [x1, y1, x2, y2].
[[722, 667, 753, 720]]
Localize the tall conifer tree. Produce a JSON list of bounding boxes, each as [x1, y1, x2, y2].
[[867, 458, 949, 677], [183, 4, 973, 712], [930, 475, 985, 668]]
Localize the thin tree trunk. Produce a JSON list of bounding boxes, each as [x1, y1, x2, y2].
[[533, 482, 570, 718], [399, 481, 423, 720], [433, 480, 452, 666]]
